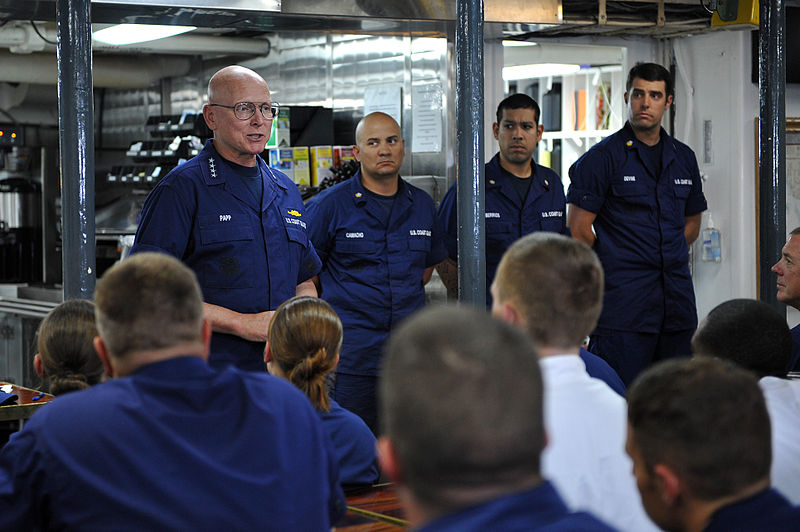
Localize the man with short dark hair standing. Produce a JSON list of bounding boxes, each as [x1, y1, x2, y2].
[[0, 253, 345, 530], [378, 305, 615, 531], [437, 93, 568, 305], [568, 62, 707, 385], [626, 356, 800, 531], [132, 65, 320, 372], [305, 112, 447, 431]]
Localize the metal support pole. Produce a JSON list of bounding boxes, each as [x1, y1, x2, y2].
[[455, 0, 485, 306], [758, 0, 786, 307], [57, 0, 96, 300]]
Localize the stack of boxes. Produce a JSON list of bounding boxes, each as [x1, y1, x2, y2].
[[266, 108, 357, 187]]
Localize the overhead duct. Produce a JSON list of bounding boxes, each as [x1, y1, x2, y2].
[[0, 50, 192, 88]]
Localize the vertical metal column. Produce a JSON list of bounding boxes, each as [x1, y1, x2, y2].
[[57, 0, 96, 300], [455, 0, 485, 306], [758, 0, 786, 307]]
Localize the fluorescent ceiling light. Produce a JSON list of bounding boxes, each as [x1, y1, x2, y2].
[[502, 40, 538, 47], [92, 24, 196, 46], [503, 63, 582, 81]]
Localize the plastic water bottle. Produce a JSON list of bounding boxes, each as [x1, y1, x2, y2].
[[701, 216, 722, 263]]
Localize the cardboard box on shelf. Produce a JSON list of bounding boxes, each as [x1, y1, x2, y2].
[[268, 148, 294, 180], [310, 146, 333, 186], [333, 145, 356, 167], [292, 147, 310, 186]]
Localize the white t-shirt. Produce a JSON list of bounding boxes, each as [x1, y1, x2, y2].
[[760, 376, 800, 504], [540, 354, 659, 532]]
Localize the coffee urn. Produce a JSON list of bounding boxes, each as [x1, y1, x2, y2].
[[0, 177, 42, 283]]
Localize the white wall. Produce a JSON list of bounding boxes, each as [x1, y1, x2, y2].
[[671, 30, 760, 323]]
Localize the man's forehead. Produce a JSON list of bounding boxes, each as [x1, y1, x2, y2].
[[500, 107, 537, 122], [784, 235, 800, 254], [630, 78, 666, 93]]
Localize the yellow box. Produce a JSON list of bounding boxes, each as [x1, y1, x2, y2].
[[310, 146, 334, 187], [292, 146, 310, 186], [711, 0, 758, 27]]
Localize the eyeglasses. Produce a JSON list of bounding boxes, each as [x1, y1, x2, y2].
[[209, 101, 280, 120]]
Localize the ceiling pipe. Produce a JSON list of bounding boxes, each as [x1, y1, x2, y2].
[[0, 23, 270, 56], [0, 50, 192, 87]]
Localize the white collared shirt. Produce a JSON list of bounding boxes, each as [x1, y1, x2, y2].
[[540, 354, 659, 532], [760, 376, 800, 504]]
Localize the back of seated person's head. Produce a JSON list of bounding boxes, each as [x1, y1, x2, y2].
[[692, 298, 792, 378], [492, 232, 603, 350], [35, 299, 103, 395], [95, 253, 205, 360], [626, 357, 771, 530], [380, 305, 544, 517], [266, 296, 341, 412]]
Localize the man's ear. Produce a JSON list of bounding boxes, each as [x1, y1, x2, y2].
[[202, 104, 218, 131], [653, 463, 682, 507], [33, 353, 44, 378], [377, 436, 404, 484], [492, 122, 500, 140], [500, 301, 524, 328], [94, 336, 116, 378]]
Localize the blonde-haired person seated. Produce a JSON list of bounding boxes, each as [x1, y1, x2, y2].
[[34, 299, 105, 396], [266, 296, 380, 488]]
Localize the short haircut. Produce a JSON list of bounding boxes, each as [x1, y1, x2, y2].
[[95, 253, 204, 358], [790, 226, 800, 237], [692, 298, 792, 378], [627, 357, 771, 501], [626, 62, 674, 98], [268, 296, 342, 412], [380, 306, 544, 512], [37, 299, 103, 396], [494, 232, 603, 350], [496, 93, 541, 126]]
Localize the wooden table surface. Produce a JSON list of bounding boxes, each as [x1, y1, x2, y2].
[[337, 483, 408, 531], [0, 381, 54, 422]]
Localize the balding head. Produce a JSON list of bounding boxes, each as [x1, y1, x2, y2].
[[353, 112, 404, 187], [207, 65, 269, 102]]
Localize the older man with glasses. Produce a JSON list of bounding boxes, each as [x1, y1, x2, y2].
[[131, 65, 321, 372]]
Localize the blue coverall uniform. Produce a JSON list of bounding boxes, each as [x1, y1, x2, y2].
[[305, 172, 447, 429], [320, 399, 380, 488], [0, 356, 345, 531], [567, 122, 707, 385], [703, 488, 800, 532], [437, 153, 568, 304], [417, 481, 616, 531], [131, 140, 321, 371]]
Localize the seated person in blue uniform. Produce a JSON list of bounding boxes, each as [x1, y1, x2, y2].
[[377, 305, 616, 531], [34, 299, 105, 396], [0, 253, 345, 531], [771, 227, 800, 372], [691, 299, 800, 504], [626, 357, 800, 532], [567, 62, 707, 386], [305, 111, 447, 432], [265, 295, 380, 489], [437, 93, 568, 305], [131, 65, 320, 372], [491, 233, 656, 532]]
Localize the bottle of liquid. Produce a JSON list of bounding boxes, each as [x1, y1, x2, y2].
[[701, 215, 722, 263]]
